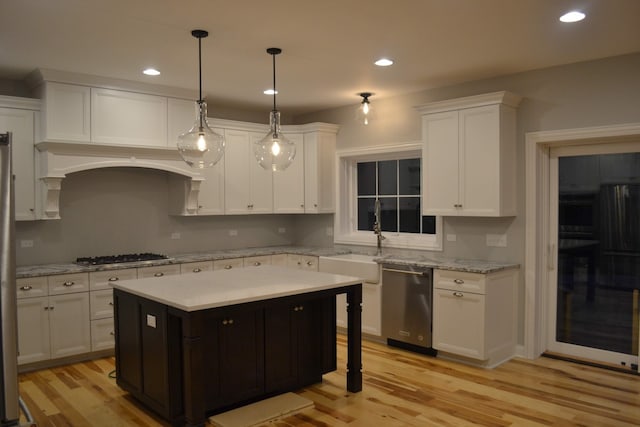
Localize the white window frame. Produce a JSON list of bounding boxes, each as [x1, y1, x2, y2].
[[334, 142, 443, 251]]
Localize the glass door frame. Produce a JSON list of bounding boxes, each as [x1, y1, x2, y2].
[[546, 142, 640, 366]]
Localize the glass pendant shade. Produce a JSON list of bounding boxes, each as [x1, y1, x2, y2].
[[356, 92, 373, 125], [177, 100, 225, 168], [254, 110, 296, 172]]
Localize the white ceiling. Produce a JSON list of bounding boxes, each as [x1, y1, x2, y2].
[[1, 0, 640, 115]]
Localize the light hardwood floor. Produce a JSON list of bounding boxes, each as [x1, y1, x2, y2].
[[19, 335, 640, 426]]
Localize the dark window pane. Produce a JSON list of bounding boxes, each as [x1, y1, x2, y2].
[[379, 197, 398, 232], [357, 198, 375, 231], [422, 216, 436, 234], [399, 158, 420, 195], [399, 197, 420, 233], [378, 160, 397, 195], [357, 162, 376, 196]]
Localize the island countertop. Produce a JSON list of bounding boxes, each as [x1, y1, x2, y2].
[[111, 265, 362, 312]]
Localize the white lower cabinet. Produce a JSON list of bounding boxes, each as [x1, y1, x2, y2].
[[91, 318, 115, 352], [17, 276, 91, 365], [286, 254, 318, 271], [336, 283, 381, 336], [432, 268, 518, 368]]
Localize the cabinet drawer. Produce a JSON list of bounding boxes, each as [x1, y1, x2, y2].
[[16, 276, 48, 299], [48, 272, 90, 295], [434, 269, 486, 294], [243, 255, 271, 267], [271, 254, 288, 266], [91, 318, 115, 351], [89, 268, 138, 291], [180, 261, 214, 274], [137, 264, 181, 278], [90, 289, 114, 320], [213, 258, 244, 271], [287, 254, 318, 271]]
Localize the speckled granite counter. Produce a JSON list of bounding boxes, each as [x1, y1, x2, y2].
[[374, 254, 519, 274], [16, 246, 351, 278]]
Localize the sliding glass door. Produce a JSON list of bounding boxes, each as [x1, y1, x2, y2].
[[547, 142, 640, 367]]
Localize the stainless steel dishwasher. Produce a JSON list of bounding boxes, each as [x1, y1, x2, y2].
[[381, 263, 436, 355]]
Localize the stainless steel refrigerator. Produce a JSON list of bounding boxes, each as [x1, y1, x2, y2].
[[1, 132, 34, 426]]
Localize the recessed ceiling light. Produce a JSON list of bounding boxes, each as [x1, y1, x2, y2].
[[374, 58, 394, 67], [143, 68, 161, 76], [559, 11, 585, 23], [263, 89, 278, 95]]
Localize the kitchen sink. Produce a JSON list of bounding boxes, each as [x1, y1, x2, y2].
[[318, 253, 380, 284]]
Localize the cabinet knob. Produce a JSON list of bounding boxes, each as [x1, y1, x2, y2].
[[300, 204, 304, 208], [453, 292, 464, 297], [306, 261, 313, 266], [108, 277, 119, 282], [109, 301, 114, 306], [110, 331, 115, 336], [453, 279, 464, 284], [314, 203, 318, 208], [294, 305, 304, 312], [222, 318, 234, 325], [63, 281, 75, 287], [193, 268, 202, 273], [19, 285, 33, 291], [224, 265, 233, 270], [154, 272, 164, 277]]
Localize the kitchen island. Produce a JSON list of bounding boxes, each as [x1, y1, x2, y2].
[[111, 265, 363, 427]]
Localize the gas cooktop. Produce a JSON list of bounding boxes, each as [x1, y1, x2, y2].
[[75, 253, 169, 266]]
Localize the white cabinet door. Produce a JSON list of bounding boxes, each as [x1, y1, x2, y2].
[[422, 110, 459, 216], [273, 133, 304, 213], [168, 97, 196, 147], [91, 88, 168, 147], [49, 292, 91, 359], [89, 289, 114, 320], [89, 268, 137, 291], [196, 127, 225, 214], [40, 82, 91, 142], [17, 297, 51, 364], [304, 131, 336, 213], [224, 130, 273, 214], [91, 318, 115, 351], [0, 105, 36, 220]]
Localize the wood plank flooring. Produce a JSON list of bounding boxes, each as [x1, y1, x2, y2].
[[19, 335, 640, 426]]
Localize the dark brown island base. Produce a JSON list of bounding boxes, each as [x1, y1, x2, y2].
[[111, 266, 363, 427]]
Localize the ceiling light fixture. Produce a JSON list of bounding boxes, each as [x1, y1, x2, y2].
[[143, 68, 161, 76], [374, 58, 393, 67], [559, 11, 585, 23], [357, 92, 374, 125], [254, 47, 296, 172], [177, 30, 225, 169]]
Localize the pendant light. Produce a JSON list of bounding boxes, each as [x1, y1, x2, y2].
[[357, 92, 373, 125], [177, 29, 225, 168], [254, 47, 296, 172]]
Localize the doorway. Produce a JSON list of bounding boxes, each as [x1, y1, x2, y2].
[[547, 144, 640, 367]]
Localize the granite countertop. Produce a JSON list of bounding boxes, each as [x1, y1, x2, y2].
[[374, 254, 519, 274], [111, 265, 361, 312], [17, 245, 518, 278]]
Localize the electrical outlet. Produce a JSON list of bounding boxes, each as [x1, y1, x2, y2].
[[146, 314, 156, 328], [170, 232, 181, 240], [278, 227, 286, 233], [446, 234, 457, 242], [486, 234, 507, 247], [229, 229, 238, 236], [20, 240, 34, 248]]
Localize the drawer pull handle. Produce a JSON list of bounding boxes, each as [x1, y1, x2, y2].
[[453, 292, 464, 297], [108, 277, 119, 282], [154, 272, 164, 277], [453, 279, 464, 285], [63, 281, 75, 287], [224, 265, 233, 270], [306, 261, 313, 266], [253, 262, 261, 266], [108, 301, 114, 306], [20, 285, 33, 291], [193, 268, 202, 273], [222, 318, 234, 325], [110, 332, 115, 336]]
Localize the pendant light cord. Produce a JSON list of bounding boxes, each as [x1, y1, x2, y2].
[[198, 35, 203, 128], [272, 52, 277, 112]]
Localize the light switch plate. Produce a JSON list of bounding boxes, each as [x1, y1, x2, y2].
[[20, 240, 34, 248], [229, 229, 238, 236], [486, 234, 507, 247]]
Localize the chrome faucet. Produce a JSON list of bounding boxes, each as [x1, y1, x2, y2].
[[373, 199, 386, 255]]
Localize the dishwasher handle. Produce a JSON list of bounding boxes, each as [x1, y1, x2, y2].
[[382, 267, 430, 276]]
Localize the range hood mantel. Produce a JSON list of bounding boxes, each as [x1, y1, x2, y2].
[[35, 141, 204, 219]]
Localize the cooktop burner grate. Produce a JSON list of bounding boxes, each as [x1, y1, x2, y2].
[[76, 253, 168, 266]]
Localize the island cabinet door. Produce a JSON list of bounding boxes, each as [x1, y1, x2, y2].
[[204, 306, 265, 410], [114, 290, 142, 393], [264, 297, 327, 394]]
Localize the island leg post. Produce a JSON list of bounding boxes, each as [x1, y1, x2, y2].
[[346, 283, 363, 392]]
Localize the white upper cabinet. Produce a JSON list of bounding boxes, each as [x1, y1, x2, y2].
[[418, 91, 521, 217], [273, 133, 304, 213], [39, 82, 91, 142], [0, 96, 39, 220], [224, 129, 273, 214], [303, 128, 337, 213], [91, 88, 168, 147]]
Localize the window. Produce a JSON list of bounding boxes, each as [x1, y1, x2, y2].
[[334, 144, 442, 251]]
